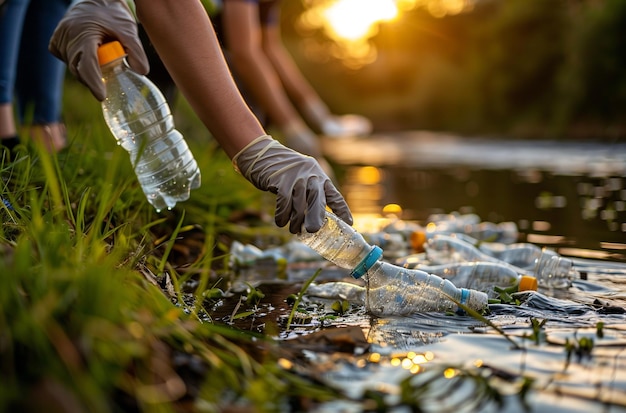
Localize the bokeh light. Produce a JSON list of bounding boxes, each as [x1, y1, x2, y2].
[[297, 0, 477, 68]]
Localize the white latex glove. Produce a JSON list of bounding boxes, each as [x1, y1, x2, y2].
[[321, 114, 373, 138], [233, 135, 353, 234], [49, 0, 149, 101]]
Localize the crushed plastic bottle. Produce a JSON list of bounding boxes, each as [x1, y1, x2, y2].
[[297, 212, 488, 315], [98, 41, 201, 212], [229, 240, 324, 267], [307, 281, 367, 303]]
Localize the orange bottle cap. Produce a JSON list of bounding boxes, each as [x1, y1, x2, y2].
[[98, 41, 126, 66], [410, 231, 427, 252], [518, 275, 538, 292]]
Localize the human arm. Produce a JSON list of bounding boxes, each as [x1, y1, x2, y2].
[[49, 0, 352, 231], [134, 0, 353, 231], [134, 0, 263, 157], [221, 0, 321, 156], [252, 2, 373, 137]]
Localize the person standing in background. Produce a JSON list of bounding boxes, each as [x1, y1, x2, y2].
[[214, 0, 372, 160], [0, 0, 70, 154]]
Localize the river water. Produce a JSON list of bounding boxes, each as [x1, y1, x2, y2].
[[324, 132, 626, 261], [303, 133, 626, 412], [226, 133, 626, 412]]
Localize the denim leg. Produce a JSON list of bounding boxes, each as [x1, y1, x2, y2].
[[16, 0, 69, 124], [0, 0, 29, 105]]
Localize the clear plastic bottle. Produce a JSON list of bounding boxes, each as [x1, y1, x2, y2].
[[467, 221, 519, 244], [98, 41, 201, 212], [405, 261, 537, 298], [413, 220, 518, 249], [364, 261, 487, 315], [425, 235, 576, 288], [424, 234, 494, 265], [477, 242, 543, 269], [307, 281, 367, 303], [533, 249, 576, 289], [297, 212, 488, 315]]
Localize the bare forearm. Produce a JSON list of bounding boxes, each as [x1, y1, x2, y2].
[[262, 28, 322, 111], [135, 0, 265, 158], [223, 2, 302, 129], [229, 45, 303, 127]]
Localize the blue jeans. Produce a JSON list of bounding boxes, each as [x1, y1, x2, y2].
[[0, 0, 69, 124]]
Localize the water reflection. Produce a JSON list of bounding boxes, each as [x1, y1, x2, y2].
[[326, 133, 626, 261]]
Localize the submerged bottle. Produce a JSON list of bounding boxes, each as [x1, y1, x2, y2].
[[404, 261, 538, 298], [98, 41, 201, 212], [297, 212, 488, 315]]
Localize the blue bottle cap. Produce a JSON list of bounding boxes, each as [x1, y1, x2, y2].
[[455, 288, 470, 315], [351, 245, 383, 279]]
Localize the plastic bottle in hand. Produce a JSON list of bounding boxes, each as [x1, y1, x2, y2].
[[297, 212, 488, 315], [98, 41, 201, 212], [405, 261, 537, 298]]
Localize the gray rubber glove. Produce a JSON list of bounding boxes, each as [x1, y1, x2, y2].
[[49, 0, 149, 101], [233, 135, 353, 234]]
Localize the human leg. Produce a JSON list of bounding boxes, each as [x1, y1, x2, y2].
[[0, 0, 29, 150], [15, 0, 69, 152]]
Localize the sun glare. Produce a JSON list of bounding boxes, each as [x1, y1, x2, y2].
[[323, 0, 398, 41], [298, 0, 476, 67]]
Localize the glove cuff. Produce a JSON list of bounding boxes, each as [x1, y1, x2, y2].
[[232, 134, 273, 174]]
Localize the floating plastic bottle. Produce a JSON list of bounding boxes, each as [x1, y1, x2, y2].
[[412, 219, 519, 250], [403, 261, 538, 298], [307, 281, 367, 303], [297, 212, 488, 315], [476, 241, 543, 269], [426, 212, 481, 229], [229, 240, 324, 267], [533, 249, 575, 289], [424, 235, 576, 288], [362, 232, 410, 259], [98, 41, 201, 212]]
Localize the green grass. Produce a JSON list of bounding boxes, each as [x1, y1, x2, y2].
[[0, 79, 323, 412], [0, 78, 556, 412]]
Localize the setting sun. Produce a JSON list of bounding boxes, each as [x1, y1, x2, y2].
[[297, 0, 476, 67], [323, 0, 398, 41]]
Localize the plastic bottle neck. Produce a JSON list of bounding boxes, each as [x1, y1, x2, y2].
[[350, 245, 383, 279], [100, 57, 127, 74]]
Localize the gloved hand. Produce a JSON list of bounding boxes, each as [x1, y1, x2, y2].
[[233, 135, 353, 234], [49, 0, 149, 101], [321, 114, 373, 138]]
